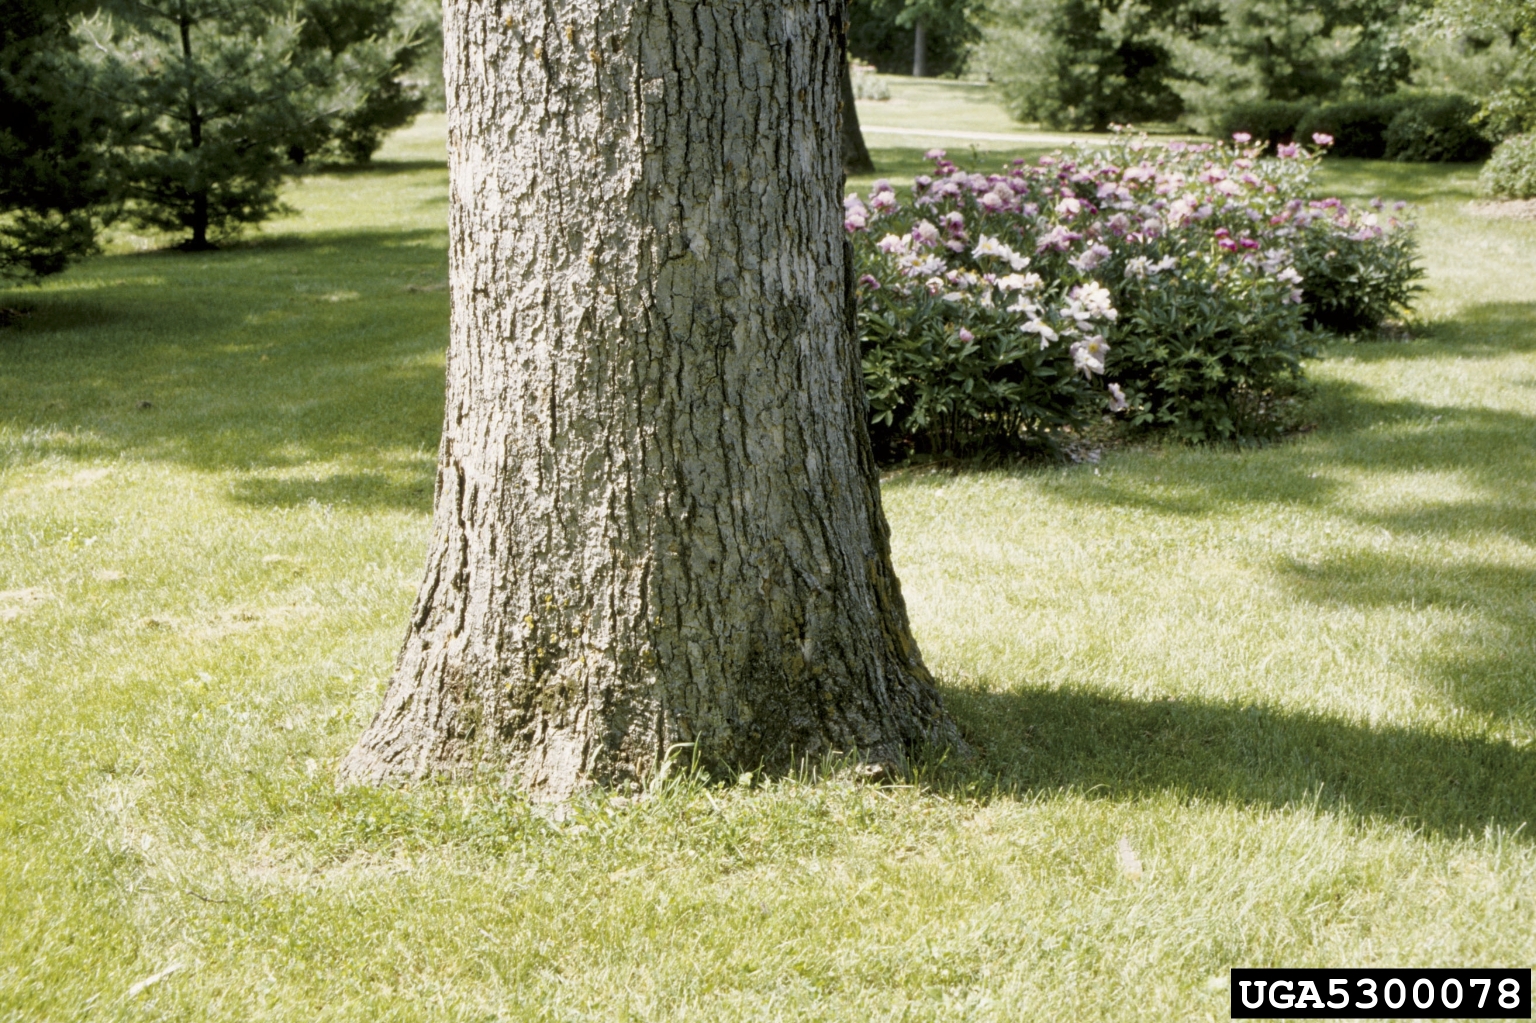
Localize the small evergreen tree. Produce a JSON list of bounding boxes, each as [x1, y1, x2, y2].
[[1, 0, 115, 279], [82, 1, 312, 249], [286, 0, 431, 164], [1156, 0, 1422, 131], [978, 0, 1191, 130], [81, 0, 428, 251]]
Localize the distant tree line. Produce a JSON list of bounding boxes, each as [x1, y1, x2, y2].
[[856, 0, 1535, 141], [1, 0, 435, 278]]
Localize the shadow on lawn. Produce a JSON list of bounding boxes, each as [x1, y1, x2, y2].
[[1033, 322, 1536, 740], [0, 228, 448, 511], [944, 682, 1536, 841]]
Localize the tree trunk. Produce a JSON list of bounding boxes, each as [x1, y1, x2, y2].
[[840, 53, 876, 176], [340, 0, 963, 799], [912, 19, 927, 78], [178, 8, 213, 251]]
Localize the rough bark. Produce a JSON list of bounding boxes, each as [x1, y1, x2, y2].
[[341, 0, 963, 799], [840, 53, 876, 176]]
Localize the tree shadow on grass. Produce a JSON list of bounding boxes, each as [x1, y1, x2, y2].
[[1336, 302, 1536, 361], [0, 228, 449, 512], [1277, 552, 1536, 726], [940, 682, 1535, 841]]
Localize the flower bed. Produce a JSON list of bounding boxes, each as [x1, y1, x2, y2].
[[847, 133, 1421, 454]]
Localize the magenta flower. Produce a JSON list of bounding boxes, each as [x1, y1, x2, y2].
[[1276, 143, 1300, 158]]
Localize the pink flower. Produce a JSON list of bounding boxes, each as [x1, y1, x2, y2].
[[1232, 132, 1252, 144], [957, 328, 974, 343], [1276, 143, 1300, 158], [843, 196, 868, 232], [858, 274, 881, 290], [924, 148, 947, 161], [1036, 225, 1082, 252], [1312, 133, 1334, 147]]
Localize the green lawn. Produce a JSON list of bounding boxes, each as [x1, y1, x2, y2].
[[2, 113, 1534, 1021]]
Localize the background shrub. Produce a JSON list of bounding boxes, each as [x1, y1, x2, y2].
[[1218, 100, 1314, 150], [848, 138, 1421, 454], [1296, 97, 1413, 158], [1479, 134, 1536, 198], [1383, 94, 1493, 163], [1288, 201, 1424, 333]]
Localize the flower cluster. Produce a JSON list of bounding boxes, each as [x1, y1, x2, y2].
[[849, 132, 1420, 449]]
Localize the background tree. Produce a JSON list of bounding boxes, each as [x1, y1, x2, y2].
[[978, 0, 1191, 129], [0, 0, 115, 279], [1155, 0, 1421, 131], [79, 0, 429, 250], [341, 0, 963, 798], [849, 0, 980, 77], [841, 47, 877, 173], [979, 0, 1422, 131], [286, 0, 431, 164], [82, 1, 312, 249], [1425, 0, 1536, 136]]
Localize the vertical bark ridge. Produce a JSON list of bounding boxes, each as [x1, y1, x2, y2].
[[341, 0, 964, 799]]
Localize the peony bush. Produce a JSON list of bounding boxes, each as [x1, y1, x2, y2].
[[847, 132, 1421, 453]]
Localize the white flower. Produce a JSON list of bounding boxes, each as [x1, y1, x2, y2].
[[876, 233, 911, 255], [912, 220, 940, 247], [1022, 319, 1058, 348], [1107, 382, 1128, 412], [899, 255, 946, 279], [1071, 334, 1110, 377], [973, 234, 1008, 258], [1125, 256, 1153, 278], [1062, 282, 1117, 323], [1276, 266, 1303, 285], [996, 272, 1041, 293]]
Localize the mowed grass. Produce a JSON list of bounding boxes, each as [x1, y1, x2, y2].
[[2, 109, 1535, 1020]]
